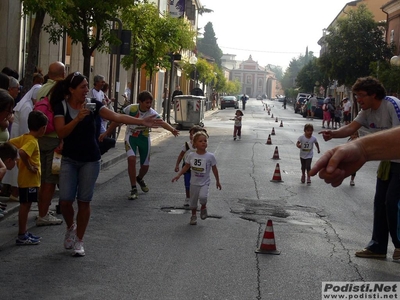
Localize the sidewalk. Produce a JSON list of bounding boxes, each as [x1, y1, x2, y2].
[[0, 108, 217, 221]]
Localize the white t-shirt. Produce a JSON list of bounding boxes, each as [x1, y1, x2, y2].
[[343, 101, 351, 112], [187, 151, 217, 186], [89, 88, 104, 102], [298, 135, 318, 159], [234, 116, 242, 126], [354, 96, 400, 162]]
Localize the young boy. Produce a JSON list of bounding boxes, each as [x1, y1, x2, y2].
[[105, 90, 179, 200], [296, 123, 320, 184], [10, 111, 48, 245], [172, 131, 221, 225], [0, 142, 18, 216], [174, 125, 208, 207]]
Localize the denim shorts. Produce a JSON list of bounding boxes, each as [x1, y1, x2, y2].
[[59, 156, 100, 202]]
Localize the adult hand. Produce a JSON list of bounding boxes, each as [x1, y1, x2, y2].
[[77, 108, 91, 121], [142, 115, 163, 128], [319, 130, 333, 141], [309, 142, 367, 187]]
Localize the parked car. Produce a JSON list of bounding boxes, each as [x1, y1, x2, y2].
[[220, 96, 239, 109], [294, 97, 308, 113], [256, 95, 263, 100], [301, 97, 325, 119]]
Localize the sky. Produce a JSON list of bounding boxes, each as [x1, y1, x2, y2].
[[198, 0, 352, 71]]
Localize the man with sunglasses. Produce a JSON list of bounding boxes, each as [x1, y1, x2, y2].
[[35, 61, 66, 227], [319, 76, 400, 261]]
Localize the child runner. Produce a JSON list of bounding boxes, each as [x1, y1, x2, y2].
[[174, 125, 208, 207], [172, 132, 221, 225], [11, 111, 48, 245], [230, 110, 243, 140], [105, 90, 179, 200], [348, 131, 359, 186], [296, 123, 320, 184]]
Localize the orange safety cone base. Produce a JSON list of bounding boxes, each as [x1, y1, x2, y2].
[[255, 248, 281, 255]]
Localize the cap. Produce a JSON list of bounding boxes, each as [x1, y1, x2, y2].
[[343, 97, 348, 101]]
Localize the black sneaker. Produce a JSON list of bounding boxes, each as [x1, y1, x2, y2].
[[128, 188, 138, 200], [136, 177, 149, 192]]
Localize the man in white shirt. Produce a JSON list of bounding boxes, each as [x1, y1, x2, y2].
[[342, 97, 352, 125], [88, 75, 105, 103]]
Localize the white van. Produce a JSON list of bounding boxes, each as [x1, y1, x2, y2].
[[296, 93, 311, 101]]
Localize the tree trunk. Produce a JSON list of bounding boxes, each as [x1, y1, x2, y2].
[[82, 46, 92, 80], [21, 9, 45, 96]]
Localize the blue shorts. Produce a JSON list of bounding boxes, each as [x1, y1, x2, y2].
[[59, 157, 100, 202]]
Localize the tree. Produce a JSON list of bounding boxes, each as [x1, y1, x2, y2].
[[121, 2, 195, 97], [296, 58, 329, 94], [20, 0, 67, 94], [43, 0, 133, 77], [319, 4, 393, 87], [197, 22, 223, 66]]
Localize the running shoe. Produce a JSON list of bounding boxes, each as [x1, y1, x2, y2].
[[73, 239, 85, 257], [16, 233, 40, 245], [136, 176, 149, 192], [128, 188, 138, 200], [393, 248, 400, 260], [36, 213, 63, 226], [64, 223, 77, 250], [190, 215, 197, 225], [200, 208, 208, 220], [26, 231, 42, 240], [355, 248, 386, 259], [301, 175, 305, 183], [183, 198, 190, 207], [350, 180, 355, 186]]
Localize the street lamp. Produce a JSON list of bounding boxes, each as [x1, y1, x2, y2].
[[390, 55, 400, 67], [189, 55, 198, 85]]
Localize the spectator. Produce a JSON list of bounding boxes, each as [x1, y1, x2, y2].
[[51, 73, 163, 256], [35, 61, 66, 226], [319, 76, 400, 260]]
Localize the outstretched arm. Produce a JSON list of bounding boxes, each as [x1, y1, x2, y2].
[[310, 127, 400, 186]]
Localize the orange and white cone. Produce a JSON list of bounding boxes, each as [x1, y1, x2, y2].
[[280, 120, 283, 127], [275, 117, 278, 122], [271, 113, 274, 118], [272, 146, 280, 160], [266, 134, 272, 145], [255, 219, 281, 255], [270, 163, 283, 182], [267, 109, 270, 115], [271, 127, 276, 135]]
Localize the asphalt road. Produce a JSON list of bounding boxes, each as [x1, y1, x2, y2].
[[0, 98, 398, 300]]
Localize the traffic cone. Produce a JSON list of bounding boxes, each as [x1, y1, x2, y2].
[[271, 113, 274, 118], [270, 163, 283, 182], [267, 109, 270, 115], [272, 146, 280, 160], [275, 117, 278, 122], [271, 127, 275, 135], [266, 134, 272, 145], [280, 120, 283, 127], [255, 219, 281, 255]]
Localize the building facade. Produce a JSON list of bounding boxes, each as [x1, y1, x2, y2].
[[230, 55, 277, 98]]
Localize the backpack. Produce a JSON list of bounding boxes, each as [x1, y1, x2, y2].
[[33, 97, 66, 134]]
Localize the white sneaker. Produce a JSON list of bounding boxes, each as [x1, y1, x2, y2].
[[350, 180, 355, 186], [36, 213, 63, 226], [73, 239, 85, 257], [64, 223, 76, 249]]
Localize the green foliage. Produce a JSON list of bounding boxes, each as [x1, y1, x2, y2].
[[121, 2, 195, 87], [319, 4, 393, 86], [371, 61, 400, 96], [40, 0, 134, 76], [296, 58, 329, 93], [281, 52, 316, 90], [197, 22, 223, 66]]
